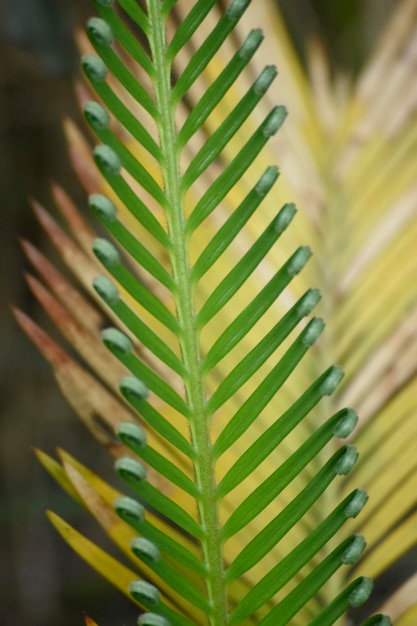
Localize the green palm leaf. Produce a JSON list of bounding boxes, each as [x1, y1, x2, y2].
[[15, 1, 417, 625]]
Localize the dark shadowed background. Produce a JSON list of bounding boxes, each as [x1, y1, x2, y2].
[[0, 1, 397, 624]]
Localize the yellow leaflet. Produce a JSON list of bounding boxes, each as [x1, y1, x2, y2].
[[35, 449, 85, 507], [351, 508, 417, 581], [355, 473, 417, 549], [61, 455, 203, 621], [57, 449, 199, 562], [396, 603, 417, 626], [47, 510, 140, 604]]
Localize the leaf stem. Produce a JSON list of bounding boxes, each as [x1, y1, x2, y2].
[[146, 3, 227, 624]]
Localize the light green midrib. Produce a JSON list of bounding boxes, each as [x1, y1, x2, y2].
[[146, 2, 227, 625]]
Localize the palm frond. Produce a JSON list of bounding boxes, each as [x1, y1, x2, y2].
[[15, 0, 417, 624]]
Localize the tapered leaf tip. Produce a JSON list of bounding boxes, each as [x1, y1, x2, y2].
[[102, 327, 133, 355], [116, 457, 147, 483], [287, 246, 312, 276], [342, 534, 366, 565], [93, 275, 119, 305], [138, 614, 170, 626], [263, 106, 287, 137], [95, 0, 113, 5], [84, 101, 110, 131], [301, 317, 325, 347], [114, 495, 145, 523], [227, 0, 251, 20], [319, 365, 344, 396], [89, 194, 117, 222], [81, 54, 107, 82], [370, 616, 392, 626], [239, 29, 264, 59], [87, 17, 114, 47], [255, 165, 279, 195], [345, 489, 368, 518], [120, 375, 149, 402], [93, 238, 120, 266], [274, 202, 297, 233], [334, 409, 358, 438], [253, 65, 278, 95], [297, 288, 321, 316], [349, 577, 373, 607], [117, 422, 148, 449], [93, 144, 121, 175], [129, 580, 161, 606], [131, 536, 161, 563], [336, 445, 358, 475]]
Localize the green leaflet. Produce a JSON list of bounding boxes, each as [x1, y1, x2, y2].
[[68, 0, 390, 624], [184, 106, 287, 234], [196, 203, 295, 327]]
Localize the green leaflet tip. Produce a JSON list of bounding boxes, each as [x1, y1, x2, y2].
[[262, 106, 287, 138], [301, 317, 325, 347], [371, 617, 392, 626], [84, 101, 110, 131], [334, 409, 358, 438], [120, 375, 149, 402], [95, 0, 114, 6], [131, 537, 161, 563], [130, 580, 161, 606], [93, 238, 120, 267], [349, 577, 373, 607], [345, 489, 368, 519], [342, 535, 366, 565], [116, 457, 147, 483], [81, 54, 107, 82], [296, 288, 321, 317], [102, 327, 133, 355], [274, 202, 297, 233], [114, 496, 145, 524], [336, 446, 358, 475], [117, 421, 148, 449], [89, 193, 117, 222], [239, 29, 264, 59], [253, 65, 277, 96], [319, 365, 344, 396], [87, 17, 114, 47], [255, 166, 279, 196], [93, 144, 121, 175], [227, 0, 251, 20], [138, 613, 170, 626], [287, 246, 312, 276], [93, 275, 119, 305]]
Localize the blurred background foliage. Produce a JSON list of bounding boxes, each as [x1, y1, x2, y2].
[[0, 1, 399, 624]]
